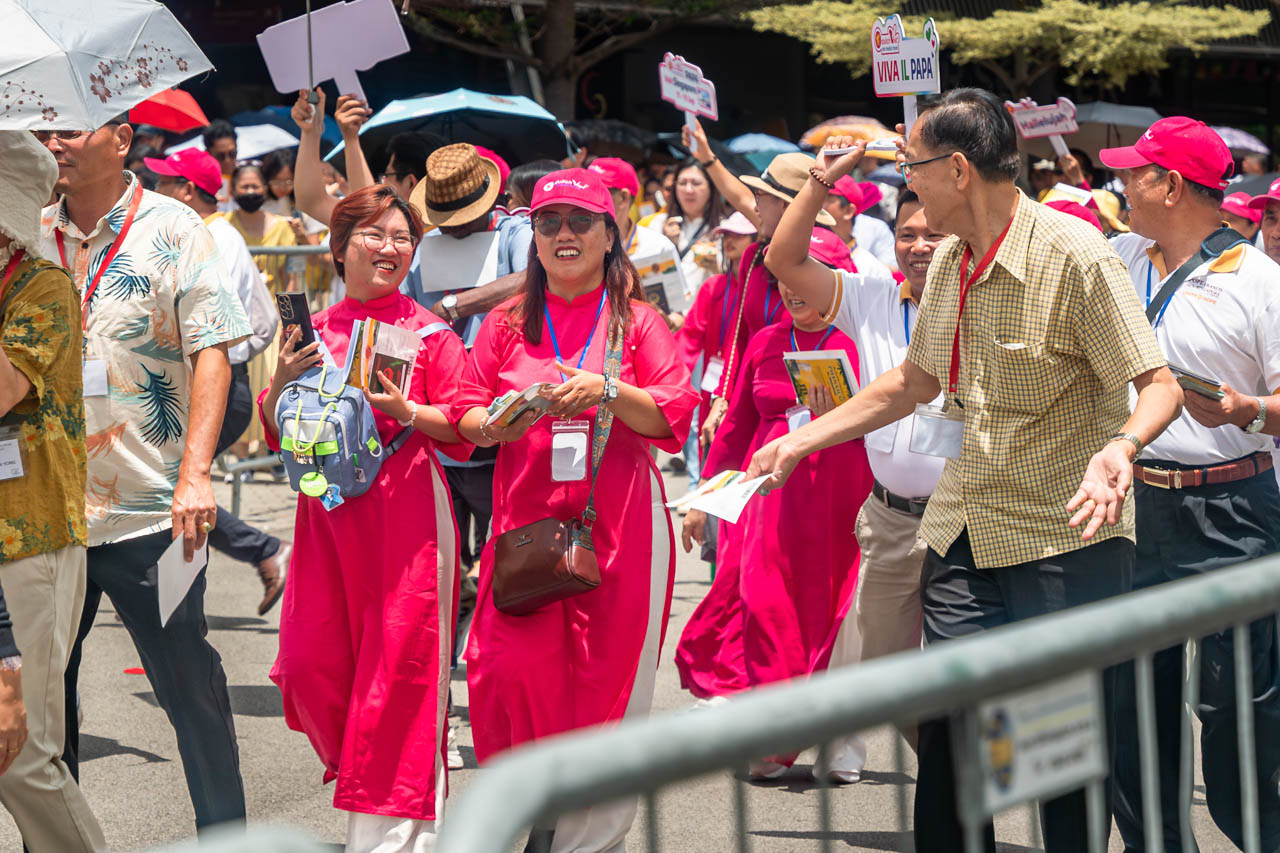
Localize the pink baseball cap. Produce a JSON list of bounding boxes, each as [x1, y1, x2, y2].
[[1045, 199, 1103, 233], [144, 149, 222, 196], [856, 182, 883, 214], [1098, 117, 1234, 190], [809, 227, 853, 271], [1223, 191, 1262, 222], [829, 176, 864, 210], [713, 211, 757, 236], [474, 146, 509, 193], [530, 168, 614, 216], [1246, 178, 1280, 212], [587, 157, 640, 198]]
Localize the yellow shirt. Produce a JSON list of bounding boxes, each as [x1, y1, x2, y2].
[[905, 193, 1166, 568], [0, 255, 87, 563], [220, 211, 297, 292]]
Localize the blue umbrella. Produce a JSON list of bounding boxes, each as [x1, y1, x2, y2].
[[726, 133, 800, 154], [233, 106, 342, 146], [325, 88, 571, 167]]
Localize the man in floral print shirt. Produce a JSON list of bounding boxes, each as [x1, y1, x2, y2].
[[37, 117, 251, 832]]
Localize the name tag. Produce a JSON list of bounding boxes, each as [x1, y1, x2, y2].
[[785, 404, 812, 433], [83, 359, 108, 397], [550, 419, 591, 482], [909, 402, 964, 459], [0, 426, 24, 481], [701, 356, 724, 394]]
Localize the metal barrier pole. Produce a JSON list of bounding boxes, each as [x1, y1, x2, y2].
[[815, 743, 832, 853], [1085, 779, 1107, 853], [1135, 651, 1164, 852], [1234, 622, 1261, 853], [893, 725, 909, 835], [644, 790, 659, 853], [733, 764, 749, 853], [1179, 638, 1201, 853]]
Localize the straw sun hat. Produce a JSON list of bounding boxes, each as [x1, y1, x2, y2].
[[409, 143, 502, 228]]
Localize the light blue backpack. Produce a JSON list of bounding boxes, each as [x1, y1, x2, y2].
[[274, 322, 450, 506]]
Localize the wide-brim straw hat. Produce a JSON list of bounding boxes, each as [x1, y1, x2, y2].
[[740, 153, 836, 227], [410, 143, 502, 228]]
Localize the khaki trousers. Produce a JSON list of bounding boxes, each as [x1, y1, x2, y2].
[[0, 544, 107, 852], [852, 494, 928, 664]]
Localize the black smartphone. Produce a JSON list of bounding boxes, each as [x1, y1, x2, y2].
[[275, 292, 316, 347]]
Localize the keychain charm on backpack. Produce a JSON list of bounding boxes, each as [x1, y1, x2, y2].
[[299, 470, 329, 497], [320, 483, 345, 511]]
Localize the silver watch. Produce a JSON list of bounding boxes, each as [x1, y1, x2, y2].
[[602, 376, 620, 404], [440, 293, 459, 322], [1243, 397, 1267, 434]]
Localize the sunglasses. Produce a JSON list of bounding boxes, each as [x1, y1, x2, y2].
[[533, 212, 603, 237]]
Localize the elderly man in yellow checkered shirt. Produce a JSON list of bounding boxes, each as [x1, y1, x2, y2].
[[748, 88, 1185, 853]]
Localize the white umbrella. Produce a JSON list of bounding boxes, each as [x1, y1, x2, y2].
[[0, 0, 212, 130], [165, 124, 300, 161]]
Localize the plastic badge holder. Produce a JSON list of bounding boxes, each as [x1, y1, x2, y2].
[[785, 404, 812, 433], [909, 402, 964, 459]]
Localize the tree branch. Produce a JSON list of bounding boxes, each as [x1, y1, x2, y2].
[[570, 14, 696, 73], [406, 13, 543, 69], [978, 58, 1017, 97]]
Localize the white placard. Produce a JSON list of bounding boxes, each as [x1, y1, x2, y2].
[[976, 671, 1107, 816], [415, 231, 501, 292], [658, 54, 718, 122], [256, 0, 411, 103], [870, 16, 941, 98], [1005, 97, 1079, 140], [158, 536, 209, 628]]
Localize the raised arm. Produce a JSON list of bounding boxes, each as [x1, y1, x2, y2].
[[335, 95, 375, 194], [291, 89, 338, 226], [684, 119, 760, 229]]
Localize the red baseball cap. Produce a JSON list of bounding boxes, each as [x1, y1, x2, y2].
[[530, 168, 614, 216], [144, 149, 222, 196], [1045, 199, 1103, 234], [1098, 117, 1233, 190], [856, 182, 883, 214], [587, 157, 640, 198], [1223, 191, 1262, 222], [809, 227, 853, 271], [829, 176, 864, 210], [1246, 178, 1280, 212]]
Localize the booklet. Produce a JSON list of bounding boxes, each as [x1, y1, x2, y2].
[[1168, 363, 1225, 400], [484, 383, 559, 429], [782, 349, 857, 408], [633, 250, 688, 314], [344, 319, 420, 396], [665, 469, 772, 524]]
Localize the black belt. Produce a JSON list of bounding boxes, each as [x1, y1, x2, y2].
[[871, 480, 929, 516]]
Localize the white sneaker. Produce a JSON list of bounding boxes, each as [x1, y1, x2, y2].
[[447, 724, 464, 770], [689, 695, 729, 711], [819, 735, 867, 785], [748, 759, 788, 780]]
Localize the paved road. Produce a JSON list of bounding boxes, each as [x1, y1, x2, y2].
[[0, 467, 1237, 851]]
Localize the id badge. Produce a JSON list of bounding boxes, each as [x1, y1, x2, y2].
[[909, 401, 964, 459], [550, 419, 591, 482], [701, 356, 724, 393], [0, 426, 24, 482], [785, 404, 812, 433], [83, 359, 108, 397]]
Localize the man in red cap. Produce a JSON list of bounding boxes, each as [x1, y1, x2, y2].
[[1102, 116, 1280, 852], [823, 175, 897, 270], [147, 149, 291, 615], [1222, 190, 1263, 246]]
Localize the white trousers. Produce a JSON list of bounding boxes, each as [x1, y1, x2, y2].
[[346, 811, 436, 853]]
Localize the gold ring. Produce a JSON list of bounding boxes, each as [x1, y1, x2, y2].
[[201, 521, 213, 533], [5, 747, 17, 753]]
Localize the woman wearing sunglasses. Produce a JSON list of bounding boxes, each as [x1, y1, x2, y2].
[[258, 185, 471, 853], [452, 169, 698, 853]]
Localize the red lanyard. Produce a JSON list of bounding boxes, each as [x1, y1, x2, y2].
[[947, 218, 1013, 396], [56, 183, 143, 329], [0, 250, 26, 308]]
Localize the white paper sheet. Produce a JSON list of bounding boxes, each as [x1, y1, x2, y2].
[[665, 470, 771, 524], [416, 232, 501, 292], [158, 537, 209, 628]]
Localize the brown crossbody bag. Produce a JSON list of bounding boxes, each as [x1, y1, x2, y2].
[[491, 321, 624, 615]]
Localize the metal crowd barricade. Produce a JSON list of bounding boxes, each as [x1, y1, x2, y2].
[[438, 552, 1280, 853]]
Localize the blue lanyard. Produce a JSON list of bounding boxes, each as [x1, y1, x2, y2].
[[545, 289, 607, 378], [789, 326, 836, 352], [1144, 261, 1173, 329], [719, 281, 740, 350], [763, 285, 783, 326], [903, 301, 913, 345]]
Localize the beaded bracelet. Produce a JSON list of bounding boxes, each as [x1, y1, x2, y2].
[[479, 419, 503, 445], [808, 167, 835, 190]]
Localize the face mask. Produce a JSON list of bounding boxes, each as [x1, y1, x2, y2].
[[234, 192, 265, 213]]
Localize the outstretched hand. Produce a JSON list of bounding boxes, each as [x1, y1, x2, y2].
[[1066, 440, 1135, 540]]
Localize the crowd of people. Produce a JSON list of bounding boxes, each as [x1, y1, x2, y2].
[[0, 80, 1277, 853]]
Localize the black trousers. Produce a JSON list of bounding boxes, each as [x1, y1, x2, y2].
[[63, 531, 246, 830], [1112, 469, 1280, 852], [915, 529, 1133, 853], [445, 460, 494, 569], [208, 366, 279, 566]]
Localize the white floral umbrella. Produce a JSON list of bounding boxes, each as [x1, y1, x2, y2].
[[0, 0, 212, 130]]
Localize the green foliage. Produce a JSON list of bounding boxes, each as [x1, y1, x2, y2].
[[747, 0, 1270, 95]]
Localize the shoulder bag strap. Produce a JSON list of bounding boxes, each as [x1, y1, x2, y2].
[[385, 322, 456, 457], [1145, 226, 1248, 324], [575, 320, 626, 548]]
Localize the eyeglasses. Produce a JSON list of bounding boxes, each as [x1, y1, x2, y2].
[[533, 212, 603, 237], [898, 152, 954, 184], [379, 171, 406, 183], [353, 229, 416, 252], [269, 178, 294, 189], [32, 129, 87, 143]]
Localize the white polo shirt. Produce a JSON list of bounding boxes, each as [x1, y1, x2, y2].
[[1111, 232, 1280, 465], [853, 215, 896, 269], [822, 269, 946, 499]]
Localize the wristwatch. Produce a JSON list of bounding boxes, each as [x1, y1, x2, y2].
[[1243, 397, 1267, 434], [441, 293, 460, 322], [602, 376, 620, 404], [1108, 432, 1143, 455]]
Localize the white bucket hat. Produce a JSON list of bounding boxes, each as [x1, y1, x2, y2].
[[0, 132, 58, 252]]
